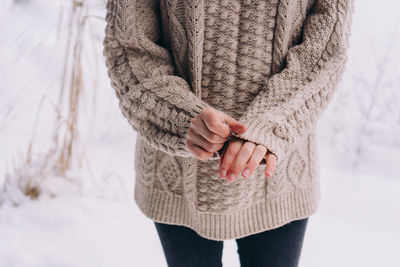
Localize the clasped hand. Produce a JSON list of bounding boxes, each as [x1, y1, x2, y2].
[[186, 107, 277, 182]]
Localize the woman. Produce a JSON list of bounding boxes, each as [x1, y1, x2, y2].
[[103, 0, 354, 266]]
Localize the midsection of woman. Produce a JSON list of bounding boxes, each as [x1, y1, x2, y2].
[[103, 0, 354, 241]]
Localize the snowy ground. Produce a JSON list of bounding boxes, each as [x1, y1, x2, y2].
[[1, 0, 400, 266], [1, 142, 399, 267]]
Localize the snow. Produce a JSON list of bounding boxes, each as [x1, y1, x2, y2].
[[1, 147, 399, 266], [1, 0, 399, 266], [0, 196, 166, 267]]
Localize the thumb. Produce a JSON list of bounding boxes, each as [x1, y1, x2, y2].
[[224, 116, 247, 134]]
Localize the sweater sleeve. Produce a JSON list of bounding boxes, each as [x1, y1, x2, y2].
[[103, 0, 218, 158], [230, 0, 355, 163]]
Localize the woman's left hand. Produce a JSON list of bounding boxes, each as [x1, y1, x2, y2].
[[218, 137, 277, 182]]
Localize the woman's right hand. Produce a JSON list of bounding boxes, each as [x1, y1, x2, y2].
[[186, 106, 247, 160]]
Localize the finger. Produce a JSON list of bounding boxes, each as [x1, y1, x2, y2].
[[241, 144, 267, 178], [227, 141, 255, 182], [186, 139, 214, 160], [264, 152, 278, 178], [223, 116, 247, 135], [219, 139, 243, 179], [187, 127, 224, 154], [201, 109, 231, 138], [191, 115, 227, 144]]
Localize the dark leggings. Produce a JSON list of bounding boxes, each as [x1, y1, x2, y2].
[[154, 217, 309, 267]]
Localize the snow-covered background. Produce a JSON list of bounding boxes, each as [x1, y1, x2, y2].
[[0, 0, 399, 266]]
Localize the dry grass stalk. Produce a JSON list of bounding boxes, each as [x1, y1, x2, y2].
[[1, 0, 90, 205]]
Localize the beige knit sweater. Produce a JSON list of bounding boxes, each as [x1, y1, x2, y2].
[[103, 0, 354, 240]]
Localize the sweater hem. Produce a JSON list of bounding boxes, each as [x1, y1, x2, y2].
[[134, 182, 320, 241]]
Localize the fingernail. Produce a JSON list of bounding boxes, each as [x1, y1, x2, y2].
[[266, 170, 272, 177], [221, 170, 227, 178], [228, 173, 235, 181], [242, 169, 250, 177]]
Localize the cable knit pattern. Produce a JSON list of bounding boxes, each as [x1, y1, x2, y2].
[[230, 0, 355, 162], [103, 0, 354, 240], [103, 0, 216, 158]]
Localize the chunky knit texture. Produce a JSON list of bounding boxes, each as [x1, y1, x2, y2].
[[103, 0, 354, 240]]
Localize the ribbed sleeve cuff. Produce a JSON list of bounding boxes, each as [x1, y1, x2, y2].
[[229, 117, 289, 163]]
